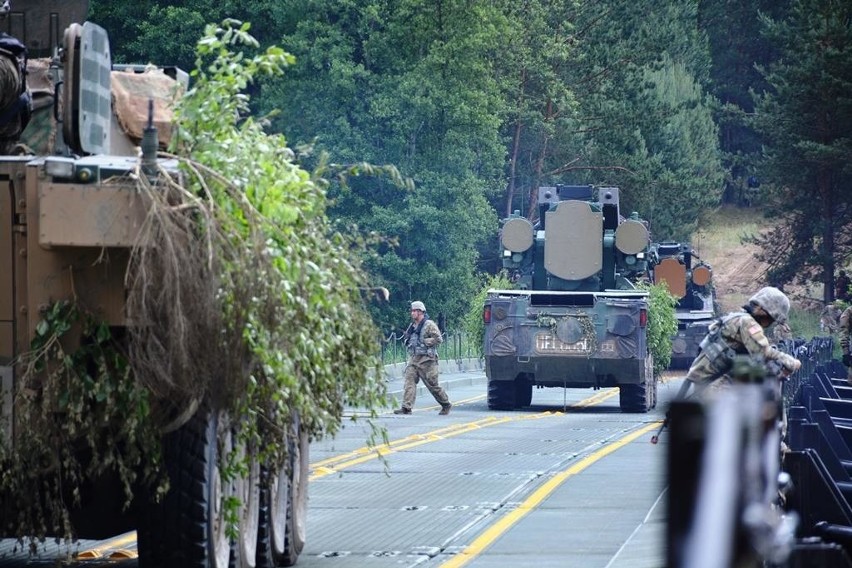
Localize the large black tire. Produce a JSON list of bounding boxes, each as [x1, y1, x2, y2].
[[620, 355, 657, 413], [256, 422, 309, 567], [138, 407, 232, 568], [618, 382, 649, 413], [515, 379, 533, 408], [487, 379, 516, 410]]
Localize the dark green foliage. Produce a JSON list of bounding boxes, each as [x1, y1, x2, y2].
[[640, 282, 679, 376], [90, 1, 852, 322], [257, 0, 505, 330], [463, 272, 514, 358], [559, 1, 724, 241], [0, 302, 164, 540], [698, 0, 788, 205], [748, 0, 852, 301]]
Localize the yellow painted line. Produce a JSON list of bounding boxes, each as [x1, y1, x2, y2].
[[313, 385, 636, 479], [438, 420, 662, 568], [310, 413, 563, 480], [310, 417, 503, 468], [76, 531, 138, 559], [573, 387, 619, 407]]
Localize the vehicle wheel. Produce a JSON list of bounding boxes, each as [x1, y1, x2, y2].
[[138, 407, 232, 568], [487, 379, 515, 410], [284, 427, 309, 565], [232, 440, 260, 568], [256, 421, 309, 567], [619, 383, 650, 413], [646, 355, 658, 410], [515, 379, 533, 408]]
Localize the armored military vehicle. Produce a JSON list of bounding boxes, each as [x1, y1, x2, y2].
[[483, 184, 656, 412], [649, 242, 717, 369], [0, 4, 306, 567]]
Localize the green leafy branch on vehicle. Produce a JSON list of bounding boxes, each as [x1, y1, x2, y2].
[[639, 281, 678, 376], [463, 272, 513, 357], [0, 301, 164, 543], [129, 19, 390, 477], [2, 19, 394, 541]]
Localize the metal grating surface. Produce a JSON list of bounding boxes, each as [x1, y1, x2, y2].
[[0, 372, 677, 567], [311, 469, 535, 513], [300, 376, 675, 568]]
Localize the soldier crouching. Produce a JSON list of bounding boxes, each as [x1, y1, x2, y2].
[[685, 287, 802, 399]]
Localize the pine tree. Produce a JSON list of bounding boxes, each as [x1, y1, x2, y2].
[[749, 0, 852, 301]]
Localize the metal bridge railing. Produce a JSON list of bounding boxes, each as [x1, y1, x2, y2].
[[380, 331, 478, 366], [777, 336, 835, 413], [667, 337, 838, 568]]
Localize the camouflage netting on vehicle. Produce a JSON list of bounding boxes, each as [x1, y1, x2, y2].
[[18, 58, 52, 154], [111, 69, 182, 148]]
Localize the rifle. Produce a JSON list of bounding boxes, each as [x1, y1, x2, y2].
[[401, 322, 415, 345], [650, 379, 693, 444]]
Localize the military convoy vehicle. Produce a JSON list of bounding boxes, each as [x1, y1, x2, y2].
[[0, 3, 307, 567], [649, 242, 717, 369], [483, 184, 656, 412]]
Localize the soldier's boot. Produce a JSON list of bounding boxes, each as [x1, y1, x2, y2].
[[393, 407, 411, 415], [438, 403, 452, 416]]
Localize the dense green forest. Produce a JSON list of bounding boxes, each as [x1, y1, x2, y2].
[[89, 0, 852, 330]]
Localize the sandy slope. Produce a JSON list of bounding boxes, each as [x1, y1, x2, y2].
[[695, 239, 768, 312]]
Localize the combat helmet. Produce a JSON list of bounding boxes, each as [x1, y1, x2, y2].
[[748, 286, 790, 324], [411, 300, 426, 312]]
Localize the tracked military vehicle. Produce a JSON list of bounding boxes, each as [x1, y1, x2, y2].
[[483, 184, 656, 412], [0, 4, 307, 567], [649, 242, 717, 370]]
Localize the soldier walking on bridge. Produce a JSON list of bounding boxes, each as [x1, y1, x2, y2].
[[394, 301, 452, 415], [684, 287, 801, 398]]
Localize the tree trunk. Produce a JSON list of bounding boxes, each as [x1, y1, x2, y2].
[[504, 68, 527, 218], [528, 97, 554, 221]]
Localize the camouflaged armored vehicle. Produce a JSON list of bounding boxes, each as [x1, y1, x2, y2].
[[483, 184, 656, 413], [649, 242, 717, 370], [0, 3, 307, 566]]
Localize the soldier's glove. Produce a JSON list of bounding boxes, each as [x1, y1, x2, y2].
[[843, 353, 852, 367], [785, 359, 802, 375]]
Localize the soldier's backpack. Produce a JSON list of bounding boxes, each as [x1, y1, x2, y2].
[[0, 32, 31, 134]]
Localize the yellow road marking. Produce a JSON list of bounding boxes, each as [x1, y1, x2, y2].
[[573, 387, 618, 407], [439, 420, 663, 568], [310, 412, 563, 480], [73, 382, 661, 560], [313, 386, 627, 479]]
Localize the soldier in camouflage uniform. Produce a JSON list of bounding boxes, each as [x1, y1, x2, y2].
[[685, 287, 801, 398], [821, 302, 843, 334], [840, 305, 852, 384], [394, 301, 452, 415]]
